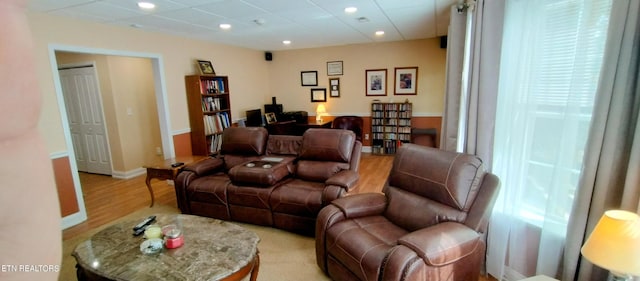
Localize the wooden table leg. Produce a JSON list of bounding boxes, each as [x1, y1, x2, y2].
[[250, 253, 260, 281], [144, 174, 155, 207]]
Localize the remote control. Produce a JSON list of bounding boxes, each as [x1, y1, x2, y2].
[[133, 215, 156, 231], [171, 162, 184, 168], [133, 225, 148, 236]]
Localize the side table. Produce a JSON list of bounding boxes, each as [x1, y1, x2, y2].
[[143, 155, 208, 207]]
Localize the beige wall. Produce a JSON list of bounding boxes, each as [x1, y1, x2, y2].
[[56, 52, 163, 172], [29, 12, 445, 155], [28, 11, 446, 226], [28, 11, 270, 154], [267, 39, 446, 117], [107, 56, 163, 170]]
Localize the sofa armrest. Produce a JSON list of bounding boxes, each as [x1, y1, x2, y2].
[[182, 158, 224, 176], [398, 222, 481, 266], [325, 170, 359, 190], [331, 193, 387, 219], [316, 193, 387, 274]]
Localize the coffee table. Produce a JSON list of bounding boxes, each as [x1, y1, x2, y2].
[[72, 214, 260, 281]]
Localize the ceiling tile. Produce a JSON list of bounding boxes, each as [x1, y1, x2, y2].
[[156, 8, 225, 26], [28, 0, 458, 51], [193, 0, 269, 18], [27, 0, 96, 12]]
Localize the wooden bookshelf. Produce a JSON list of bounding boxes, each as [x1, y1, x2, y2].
[[371, 102, 412, 154], [184, 75, 231, 156]]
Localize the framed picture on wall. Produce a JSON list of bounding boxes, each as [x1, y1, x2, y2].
[[365, 69, 387, 96], [329, 78, 340, 97], [394, 67, 418, 95], [301, 71, 318, 86], [327, 61, 343, 76], [311, 88, 327, 102]]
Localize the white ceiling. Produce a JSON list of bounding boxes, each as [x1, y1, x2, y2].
[[28, 0, 456, 51]]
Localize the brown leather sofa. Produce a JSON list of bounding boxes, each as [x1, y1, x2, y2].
[[175, 127, 362, 235], [315, 144, 500, 281]]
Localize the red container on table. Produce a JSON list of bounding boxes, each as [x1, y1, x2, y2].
[[162, 224, 183, 249]]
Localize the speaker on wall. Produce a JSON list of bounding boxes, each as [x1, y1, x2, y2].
[[440, 36, 447, 49], [265, 51, 273, 61]]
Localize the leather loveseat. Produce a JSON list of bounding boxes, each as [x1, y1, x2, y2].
[[175, 127, 362, 235], [315, 144, 500, 281]]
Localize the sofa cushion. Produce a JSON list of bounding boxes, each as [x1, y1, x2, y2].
[[299, 129, 355, 163], [296, 160, 350, 182], [325, 216, 408, 281], [185, 173, 229, 205], [270, 179, 326, 217], [221, 127, 268, 156], [388, 144, 485, 211], [384, 185, 466, 232], [266, 135, 302, 155]]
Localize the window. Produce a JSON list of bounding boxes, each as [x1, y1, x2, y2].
[[492, 0, 612, 229], [487, 0, 613, 278]]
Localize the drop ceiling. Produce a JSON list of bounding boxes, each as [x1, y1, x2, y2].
[[28, 0, 457, 51]]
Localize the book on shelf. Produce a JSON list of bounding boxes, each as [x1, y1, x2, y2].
[[209, 134, 223, 154], [201, 97, 223, 112], [199, 78, 226, 94], [203, 112, 231, 135]]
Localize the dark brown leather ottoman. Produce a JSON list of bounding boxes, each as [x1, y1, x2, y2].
[[228, 160, 291, 186], [227, 159, 293, 226]]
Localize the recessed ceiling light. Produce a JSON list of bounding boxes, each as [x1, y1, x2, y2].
[[345, 7, 358, 13], [219, 23, 231, 29], [375, 30, 385, 36], [137, 2, 155, 10], [283, 40, 291, 45]]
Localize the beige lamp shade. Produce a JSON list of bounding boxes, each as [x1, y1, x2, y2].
[[581, 210, 640, 276]]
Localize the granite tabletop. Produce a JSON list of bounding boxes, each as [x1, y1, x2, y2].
[[72, 214, 260, 281]]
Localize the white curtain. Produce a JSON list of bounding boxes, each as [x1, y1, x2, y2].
[[487, 0, 612, 280]]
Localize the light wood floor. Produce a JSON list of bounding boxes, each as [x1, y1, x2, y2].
[[62, 153, 394, 240], [60, 152, 495, 281]]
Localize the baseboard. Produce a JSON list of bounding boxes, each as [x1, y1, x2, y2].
[[62, 211, 87, 229], [112, 167, 146, 179]]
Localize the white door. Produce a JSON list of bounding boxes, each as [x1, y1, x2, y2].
[[59, 65, 112, 175]]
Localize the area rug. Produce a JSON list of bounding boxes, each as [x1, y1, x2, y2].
[[60, 204, 330, 281]]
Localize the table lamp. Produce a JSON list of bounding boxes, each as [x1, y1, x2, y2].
[[581, 210, 640, 281], [316, 104, 326, 123]]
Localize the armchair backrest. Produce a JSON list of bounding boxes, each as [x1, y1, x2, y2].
[[383, 144, 498, 233], [331, 116, 364, 142], [220, 127, 268, 169], [296, 128, 360, 181]]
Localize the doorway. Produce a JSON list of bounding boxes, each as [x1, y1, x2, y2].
[[51, 45, 175, 229], [58, 64, 112, 175]]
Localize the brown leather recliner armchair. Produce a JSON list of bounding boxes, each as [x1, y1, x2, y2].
[[270, 128, 362, 235], [332, 116, 364, 142], [315, 144, 500, 281]]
